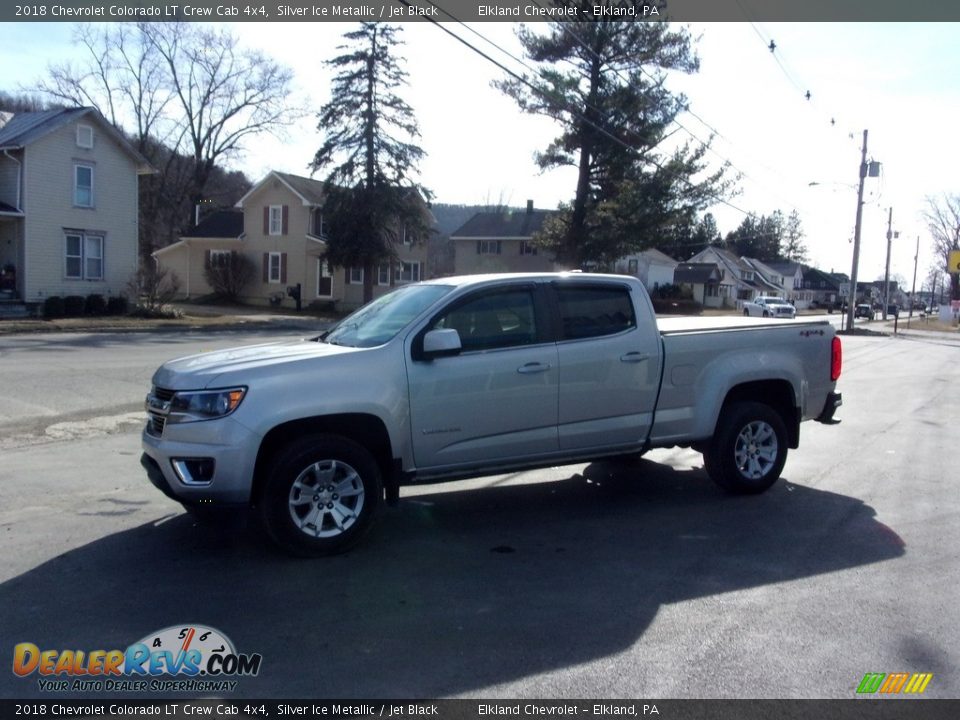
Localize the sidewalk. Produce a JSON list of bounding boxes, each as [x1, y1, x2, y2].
[[0, 301, 338, 336], [878, 317, 960, 346]]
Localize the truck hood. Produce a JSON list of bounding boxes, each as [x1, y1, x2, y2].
[[151, 339, 364, 390]]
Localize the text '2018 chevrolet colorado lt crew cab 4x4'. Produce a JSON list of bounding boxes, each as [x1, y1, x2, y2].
[[141, 273, 842, 556]]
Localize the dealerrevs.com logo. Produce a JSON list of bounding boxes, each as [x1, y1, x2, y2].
[[13, 625, 262, 693]]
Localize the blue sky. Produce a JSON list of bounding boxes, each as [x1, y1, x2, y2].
[[2, 20, 958, 285]]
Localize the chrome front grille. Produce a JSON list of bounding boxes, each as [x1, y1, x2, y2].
[[146, 386, 174, 437]]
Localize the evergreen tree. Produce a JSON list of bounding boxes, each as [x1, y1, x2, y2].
[[311, 23, 431, 303], [780, 210, 809, 263], [726, 211, 784, 262], [497, 9, 732, 267]]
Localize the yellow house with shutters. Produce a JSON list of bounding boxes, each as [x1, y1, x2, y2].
[[154, 170, 430, 310]]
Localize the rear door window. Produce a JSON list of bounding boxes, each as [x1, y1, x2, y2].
[[555, 285, 636, 340]]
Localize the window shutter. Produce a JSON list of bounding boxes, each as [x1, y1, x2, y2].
[[205, 249, 211, 268], [282, 205, 289, 235], [496, 241, 502, 255], [280, 253, 287, 283], [262, 253, 269, 282], [262, 207, 269, 235], [476, 241, 481, 255]]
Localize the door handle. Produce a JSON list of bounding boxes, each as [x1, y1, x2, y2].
[[517, 362, 551, 374], [620, 352, 651, 363]]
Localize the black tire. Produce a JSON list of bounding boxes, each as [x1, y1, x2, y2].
[[704, 401, 788, 494], [260, 434, 381, 557], [743, 309, 750, 316], [762, 310, 770, 318]]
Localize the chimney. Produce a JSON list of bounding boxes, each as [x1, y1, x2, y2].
[[526, 200, 534, 214]]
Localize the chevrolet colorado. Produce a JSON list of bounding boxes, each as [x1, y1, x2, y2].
[[141, 273, 842, 555]]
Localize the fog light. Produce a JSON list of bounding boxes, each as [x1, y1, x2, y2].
[[171, 458, 215, 486]]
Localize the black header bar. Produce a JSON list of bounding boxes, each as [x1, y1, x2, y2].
[[3, 0, 959, 23]]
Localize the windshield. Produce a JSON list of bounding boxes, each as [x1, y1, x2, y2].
[[323, 284, 454, 348]]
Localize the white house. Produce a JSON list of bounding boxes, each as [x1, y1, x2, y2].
[[0, 107, 153, 310]]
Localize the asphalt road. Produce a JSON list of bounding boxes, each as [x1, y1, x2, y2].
[[0, 328, 956, 700]]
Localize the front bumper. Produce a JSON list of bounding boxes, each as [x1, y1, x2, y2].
[[140, 416, 261, 506]]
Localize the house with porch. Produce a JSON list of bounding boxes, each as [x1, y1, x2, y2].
[[154, 170, 431, 311], [673, 262, 724, 306], [686, 246, 779, 309], [0, 107, 153, 314]]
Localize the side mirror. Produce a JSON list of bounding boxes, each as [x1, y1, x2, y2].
[[422, 328, 461, 360]]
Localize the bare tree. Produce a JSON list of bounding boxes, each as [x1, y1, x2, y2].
[[922, 194, 960, 301], [142, 23, 301, 208], [203, 252, 256, 301], [35, 23, 301, 252]]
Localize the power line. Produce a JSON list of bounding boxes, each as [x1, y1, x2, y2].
[[408, 0, 755, 218]]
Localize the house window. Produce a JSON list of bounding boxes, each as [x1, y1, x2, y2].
[[74, 164, 94, 207], [401, 226, 414, 246], [348, 267, 364, 284], [268, 206, 283, 236], [76, 125, 93, 149], [268, 252, 282, 283], [64, 232, 103, 280], [313, 211, 327, 238], [519, 241, 538, 256], [208, 250, 231, 268], [477, 240, 502, 255], [394, 261, 421, 285], [378, 264, 391, 286]]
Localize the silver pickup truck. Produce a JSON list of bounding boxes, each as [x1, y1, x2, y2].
[[141, 273, 842, 556]]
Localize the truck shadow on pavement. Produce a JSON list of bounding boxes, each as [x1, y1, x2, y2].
[[0, 459, 904, 698]]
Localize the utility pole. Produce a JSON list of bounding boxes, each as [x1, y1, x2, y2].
[[882, 207, 893, 320], [908, 235, 919, 328], [847, 129, 869, 333]]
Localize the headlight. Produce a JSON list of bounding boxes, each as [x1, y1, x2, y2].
[[166, 387, 247, 424]]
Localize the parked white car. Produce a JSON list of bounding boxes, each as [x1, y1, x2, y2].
[[743, 296, 796, 319]]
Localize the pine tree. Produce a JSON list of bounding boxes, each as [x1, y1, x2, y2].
[[311, 23, 431, 302], [780, 210, 809, 263], [497, 10, 732, 267]]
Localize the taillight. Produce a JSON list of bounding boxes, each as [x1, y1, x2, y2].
[[831, 336, 842, 381]]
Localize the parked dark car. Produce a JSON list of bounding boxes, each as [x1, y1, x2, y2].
[[886, 304, 899, 318], [855, 304, 873, 319]]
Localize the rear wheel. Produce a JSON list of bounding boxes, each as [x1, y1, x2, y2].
[[704, 401, 787, 494], [743, 309, 750, 316], [260, 434, 381, 556]]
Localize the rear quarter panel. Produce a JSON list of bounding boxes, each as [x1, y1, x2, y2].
[[650, 317, 836, 446]]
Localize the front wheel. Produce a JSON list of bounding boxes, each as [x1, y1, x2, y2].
[[260, 434, 381, 556], [703, 401, 788, 494]]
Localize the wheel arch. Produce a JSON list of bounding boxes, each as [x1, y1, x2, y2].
[[721, 380, 800, 448], [252, 413, 394, 506]]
